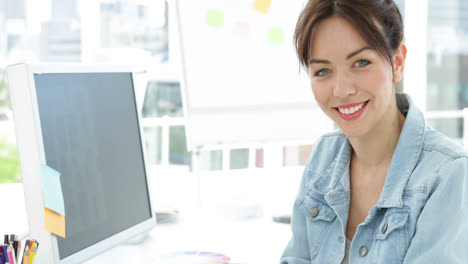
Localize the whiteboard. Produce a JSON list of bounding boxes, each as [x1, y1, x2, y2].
[[175, 0, 332, 150]]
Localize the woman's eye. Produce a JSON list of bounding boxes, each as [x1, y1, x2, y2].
[[355, 59, 371, 68], [314, 69, 331, 77]]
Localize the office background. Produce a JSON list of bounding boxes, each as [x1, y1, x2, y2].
[[0, 0, 467, 261]]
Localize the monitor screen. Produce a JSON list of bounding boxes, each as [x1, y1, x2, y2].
[[33, 72, 152, 259]]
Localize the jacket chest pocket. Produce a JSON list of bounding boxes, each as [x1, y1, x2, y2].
[[373, 207, 410, 263], [299, 194, 337, 257]]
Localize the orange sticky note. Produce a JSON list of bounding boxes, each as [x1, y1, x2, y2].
[[254, 0, 271, 14], [45, 208, 66, 237]]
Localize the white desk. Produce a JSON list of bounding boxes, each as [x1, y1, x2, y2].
[[0, 183, 293, 263], [85, 214, 291, 263]]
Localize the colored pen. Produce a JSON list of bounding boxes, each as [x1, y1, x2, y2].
[[15, 241, 20, 263], [4, 235, 9, 245], [21, 248, 28, 264], [7, 246, 15, 264], [27, 245, 35, 264], [12, 242, 17, 263], [2, 245, 8, 264], [20, 245, 28, 264], [0, 245, 4, 264], [26, 242, 32, 253], [23, 241, 29, 252]]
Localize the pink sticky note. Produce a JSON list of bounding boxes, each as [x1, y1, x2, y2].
[[233, 22, 251, 39]]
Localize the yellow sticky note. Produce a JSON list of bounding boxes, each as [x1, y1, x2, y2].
[[45, 208, 66, 237], [206, 9, 224, 27], [254, 0, 272, 14], [268, 27, 284, 44]]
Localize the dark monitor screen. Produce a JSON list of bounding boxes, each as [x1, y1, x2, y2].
[[33, 72, 152, 259]]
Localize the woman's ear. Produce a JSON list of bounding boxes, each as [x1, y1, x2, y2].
[[393, 43, 407, 83]]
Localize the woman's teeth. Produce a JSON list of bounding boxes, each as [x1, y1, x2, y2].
[[338, 102, 366, 115]]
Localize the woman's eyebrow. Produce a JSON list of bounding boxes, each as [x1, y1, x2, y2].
[[346, 46, 372, 60], [309, 58, 330, 64], [309, 46, 373, 65]]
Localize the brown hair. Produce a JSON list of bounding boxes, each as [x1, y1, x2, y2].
[[294, 0, 403, 69]]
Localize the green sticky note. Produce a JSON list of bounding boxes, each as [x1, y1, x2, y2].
[[268, 27, 285, 44], [206, 9, 224, 27]]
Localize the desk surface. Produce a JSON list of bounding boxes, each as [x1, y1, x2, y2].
[[85, 214, 291, 263], [1, 183, 292, 264]]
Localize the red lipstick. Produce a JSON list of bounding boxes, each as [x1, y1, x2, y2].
[[334, 100, 369, 121]]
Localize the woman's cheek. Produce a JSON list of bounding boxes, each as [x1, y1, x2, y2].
[[311, 82, 329, 109]]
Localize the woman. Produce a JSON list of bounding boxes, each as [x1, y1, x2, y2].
[[281, 0, 468, 263]]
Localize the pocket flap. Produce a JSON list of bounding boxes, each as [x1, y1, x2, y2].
[[374, 207, 410, 240], [299, 194, 336, 222]]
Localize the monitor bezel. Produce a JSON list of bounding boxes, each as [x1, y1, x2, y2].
[[16, 63, 157, 264]]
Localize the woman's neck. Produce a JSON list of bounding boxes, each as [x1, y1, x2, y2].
[[348, 98, 406, 169]]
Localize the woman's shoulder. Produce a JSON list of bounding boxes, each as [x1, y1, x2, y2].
[[302, 130, 349, 179], [415, 126, 468, 191], [422, 125, 468, 160], [310, 130, 347, 156]]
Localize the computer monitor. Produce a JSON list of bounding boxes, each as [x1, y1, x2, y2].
[[6, 63, 156, 263]]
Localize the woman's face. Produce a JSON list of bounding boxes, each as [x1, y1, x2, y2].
[[309, 15, 405, 139]]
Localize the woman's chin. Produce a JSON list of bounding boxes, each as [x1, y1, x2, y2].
[[337, 125, 368, 139]]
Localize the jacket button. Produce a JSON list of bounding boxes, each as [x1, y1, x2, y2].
[[382, 222, 388, 234], [359, 246, 367, 257], [309, 208, 318, 217]]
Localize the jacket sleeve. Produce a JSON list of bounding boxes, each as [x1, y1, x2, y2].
[[279, 167, 312, 264], [280, 136, 327, 263], [403, 157, 468, 263]]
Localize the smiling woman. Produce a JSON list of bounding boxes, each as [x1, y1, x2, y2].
[[281, 0, 468, 264]]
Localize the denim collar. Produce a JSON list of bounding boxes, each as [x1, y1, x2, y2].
[[319, 94, 425, 208], [377, 93, 425, 208]]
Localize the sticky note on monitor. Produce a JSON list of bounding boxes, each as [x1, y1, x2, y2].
[[254, 0, 272, 14], [40, 164, 65, 216], [268, 27, 284, 44], [45, 208, 66, 237], [206, 9, 224, 27]]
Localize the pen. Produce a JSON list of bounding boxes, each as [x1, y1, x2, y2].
[[27, 245, 35, 264], [12, 242, 17, 263], [7, 246, 15, 264], [0, 245, 4, 264], [26, 242, 32, 253], [21, 248, 28, 264], [2, 245, 8, 264], [15, 241, 20, 263], [4, 235, 8, 245], [20, 246, 28, 264], [23, 241, 29, 252]]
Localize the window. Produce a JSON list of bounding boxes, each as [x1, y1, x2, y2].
[[405, 0, 468, 144]]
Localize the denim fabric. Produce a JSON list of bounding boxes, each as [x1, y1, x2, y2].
[[281, 94, 468, 264]]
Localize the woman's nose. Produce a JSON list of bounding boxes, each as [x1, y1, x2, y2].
[[333, 71, 356, 98]]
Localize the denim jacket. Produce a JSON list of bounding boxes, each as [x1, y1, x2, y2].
[[281, 94, 468, 264]]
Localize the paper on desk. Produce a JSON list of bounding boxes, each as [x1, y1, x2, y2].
[[206, 9, 224, 28], [40, 164, 65, 216], [254, 0, 272, 14], [44, 208, 66, 237], [267, 27, 284, 44]]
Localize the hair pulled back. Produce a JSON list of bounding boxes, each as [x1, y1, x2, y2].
[[295, 0, 403, 68]]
